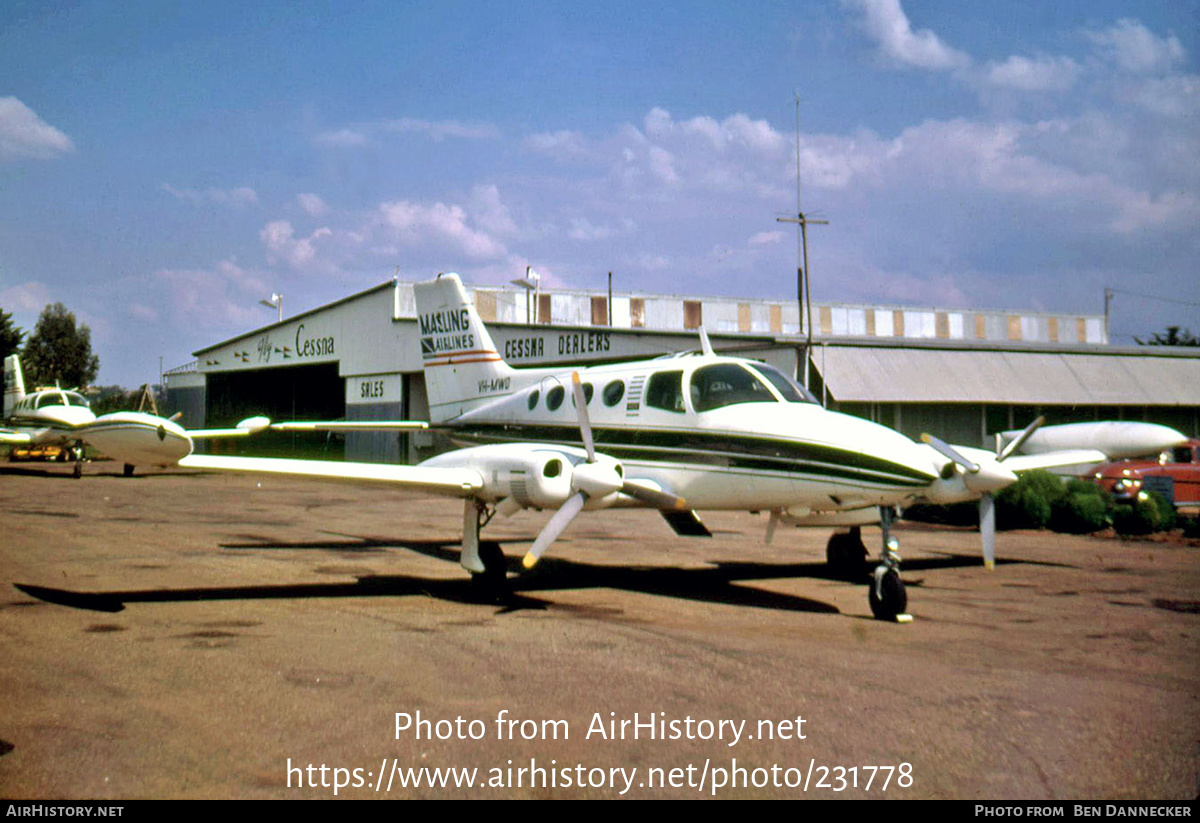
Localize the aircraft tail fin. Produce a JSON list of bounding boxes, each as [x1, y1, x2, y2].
[[4, 355, 25, 417], [413, 273, 515, 421]]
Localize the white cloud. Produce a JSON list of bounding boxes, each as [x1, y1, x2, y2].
[[260, 220, 333, 268], [163, 184, 259, 207], [375, 200, 507, 260], [0, 280, 54, 312], [381, 118, 500, 141], [748, 231, 785, 247], [1087, 19, 1185, 74], [842, 0, 970, 71], [469, 185, 518, 237], [524, 129, 590, 161], [153, 260, 271, 330], [0, 97, 74, 161], [297, 193, 329, 217], [983, 55, 1081, 92], [315, 128, 369, 147]]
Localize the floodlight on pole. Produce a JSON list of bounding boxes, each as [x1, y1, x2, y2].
[[259, 292, 283, 323], [510, 266, 541, 324]]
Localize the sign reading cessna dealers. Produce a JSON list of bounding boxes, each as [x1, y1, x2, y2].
[[419, 308, 474, 357]]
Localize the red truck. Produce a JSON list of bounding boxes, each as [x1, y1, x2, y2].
[[1094, 439, 1200, 508]]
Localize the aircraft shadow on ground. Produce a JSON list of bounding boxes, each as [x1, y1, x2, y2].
[[10, 528, 1051, 617]]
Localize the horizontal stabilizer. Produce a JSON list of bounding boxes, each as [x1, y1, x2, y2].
[[179, 454, 483, 496], [661, 509, 712, 537]]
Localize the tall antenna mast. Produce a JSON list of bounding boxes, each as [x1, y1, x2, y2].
[[777, 92, 827, 390]]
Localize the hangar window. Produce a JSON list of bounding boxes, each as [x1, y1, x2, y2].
[[689, 364, 777, 412], [645, 371, 685, 413], [602, 380, 625, 407], [546, 385, 565, 411], [527, 390, 539, 411]]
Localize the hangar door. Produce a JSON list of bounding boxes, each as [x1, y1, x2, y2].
[[204, 363, 345, 458]]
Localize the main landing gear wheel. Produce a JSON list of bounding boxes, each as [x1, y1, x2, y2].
[[867, 507, 911, 622], [123, 464, 135, 477], [869, 566, 907, 621], [826, 528, 868, 580], [470, 540, 509, 602]]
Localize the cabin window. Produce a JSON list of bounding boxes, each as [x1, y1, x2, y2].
[[527, 390, 540, 411], [602, 380, 625, 407], [645, 371, 685, 413], [546, 385, 565, 411], [689, 364, 777, 412]]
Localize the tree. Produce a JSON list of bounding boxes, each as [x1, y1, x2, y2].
[[1135, 326, 1200, 347], [22, 303, 100, 389], [0, 307, 23, 363]]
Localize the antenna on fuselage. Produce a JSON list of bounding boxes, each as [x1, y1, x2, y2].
[[698, 325, 715, 357], [776, 92, 827, 395]]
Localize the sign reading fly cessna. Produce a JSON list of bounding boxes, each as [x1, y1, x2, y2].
[[180, 273, 1186, 621]]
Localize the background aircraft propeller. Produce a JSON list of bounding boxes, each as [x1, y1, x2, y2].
[[921, 416, 1044, 569]]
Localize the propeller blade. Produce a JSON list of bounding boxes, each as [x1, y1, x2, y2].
[[996, 415, 1045, 463], [979, 493, 996, 570], [621, 479, 686, 511], [921, 433, 980, 473], [522, 492, 586, 569], [570, 372, 595, 462]]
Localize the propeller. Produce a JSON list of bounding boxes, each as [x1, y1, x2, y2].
[[522, 373, 685, 570], [921, 416, 1045, 570]]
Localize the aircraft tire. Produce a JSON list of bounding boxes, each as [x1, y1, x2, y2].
[[124, 464, 135, 477], [869, 567, 906, 621]]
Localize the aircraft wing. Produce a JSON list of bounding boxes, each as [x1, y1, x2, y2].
[[178, 454, 483, 496], [998, 449, 1108, 473], [270, 421, 429, 432], [187, 416, 272, 439]]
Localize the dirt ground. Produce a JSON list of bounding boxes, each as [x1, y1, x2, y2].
[[1, 461, 1198, 799]]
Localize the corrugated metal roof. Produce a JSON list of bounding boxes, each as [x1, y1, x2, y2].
[[818, 346, 1200, 405]]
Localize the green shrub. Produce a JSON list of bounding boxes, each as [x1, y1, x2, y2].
[[1049, 480, 1110, 534], [1146, 491, 1176, 531], [1182, 515, 1200, 539], [996, 470, 1064, 530], [1112, 496, 1163, 535]]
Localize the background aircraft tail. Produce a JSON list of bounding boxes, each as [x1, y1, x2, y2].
[[4, 355, 25, 417], [413, 273, 516, 421]]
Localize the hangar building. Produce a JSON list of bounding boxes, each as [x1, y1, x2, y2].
[[164, 277, 1200, 463]]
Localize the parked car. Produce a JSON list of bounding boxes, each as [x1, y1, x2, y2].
[[1093, 439, 1200, 508]]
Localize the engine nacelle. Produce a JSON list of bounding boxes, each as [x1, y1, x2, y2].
[[419, 443, 577, 509]]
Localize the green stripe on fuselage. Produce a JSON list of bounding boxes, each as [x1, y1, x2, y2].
[[448, 424, 935, 488]]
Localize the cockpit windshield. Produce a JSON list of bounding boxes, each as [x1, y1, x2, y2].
[[749, 363, 819, 405], [689, 363, 780, 412], [33, 391, 89, 409]]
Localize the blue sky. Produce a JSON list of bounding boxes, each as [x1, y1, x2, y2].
[[2, 0, 1198, 386]]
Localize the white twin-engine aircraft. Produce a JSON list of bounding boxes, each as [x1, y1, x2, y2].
[[1, 355, 269, 477], [181, 274, 1185, 620]]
